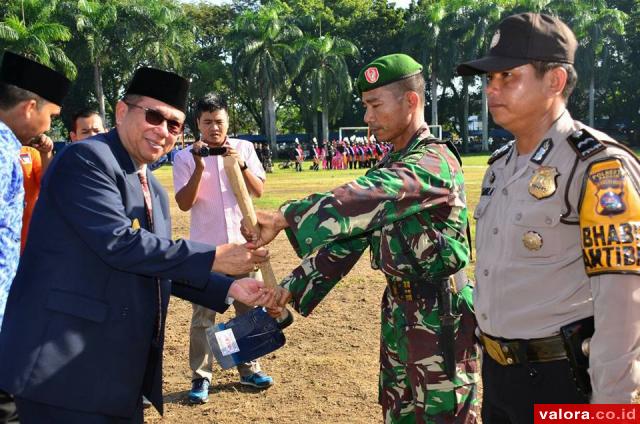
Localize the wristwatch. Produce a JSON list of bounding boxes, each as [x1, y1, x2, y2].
[[239, 162, 248, 172]]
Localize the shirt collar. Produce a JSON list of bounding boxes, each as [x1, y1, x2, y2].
[[527, 109, 574, 167]]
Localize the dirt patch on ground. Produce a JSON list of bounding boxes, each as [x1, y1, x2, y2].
[[145, 232, 385, 423]]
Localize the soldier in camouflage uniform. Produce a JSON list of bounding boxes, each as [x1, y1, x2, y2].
[[247, 54, 479, 423]]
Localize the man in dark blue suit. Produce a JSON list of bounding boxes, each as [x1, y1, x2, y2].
[[0, 67, 272, 423]]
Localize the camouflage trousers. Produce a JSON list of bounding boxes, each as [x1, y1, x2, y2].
[[379, 284, 480, 424]]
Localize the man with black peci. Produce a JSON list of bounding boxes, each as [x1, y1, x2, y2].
[[0, 67, 271, 423]]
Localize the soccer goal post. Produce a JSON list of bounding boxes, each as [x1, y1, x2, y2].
[[339, 125, 443, 141], [338, 127, 369, 142]]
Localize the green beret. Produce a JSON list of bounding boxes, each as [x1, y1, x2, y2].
[[357, 53, 423, 93]]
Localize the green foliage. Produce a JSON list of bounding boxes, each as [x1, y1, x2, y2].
[[291, 34, 358, 139], [227, 3, 303, 144], [0, 0, 76, 78], [0, 0, 637, 145]]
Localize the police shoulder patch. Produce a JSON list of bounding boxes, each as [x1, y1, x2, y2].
[[567, 129, 606, 161], [488, 140, 515, 165], [579, 158, 640, 276]]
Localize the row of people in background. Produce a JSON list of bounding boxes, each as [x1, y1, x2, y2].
[[305, 137, 392, 171]]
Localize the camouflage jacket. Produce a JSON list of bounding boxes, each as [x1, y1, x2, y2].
[[280, 126, 470, 316]]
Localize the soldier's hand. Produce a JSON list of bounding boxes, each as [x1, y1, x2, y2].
[[242, 210, 288, 248], [228, 278, 273, 307], [265, 286, 292, 318], [212, 243, 269, 275]]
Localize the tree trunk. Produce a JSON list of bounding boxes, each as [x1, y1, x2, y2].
[[482, 75, 489, 151], [430, 70, 438, 126], [321, 105, 329, 143], [263, 88, 277, 150], [462, 80, 469, 149], [588, 72, 595, 127], [312, 112, 318, 141], [93, 62, 106, 124]]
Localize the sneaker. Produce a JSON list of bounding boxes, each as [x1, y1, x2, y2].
[[240, 371, 274, 389], [142, 396, 152, 409], [188, 378, 210, 404]]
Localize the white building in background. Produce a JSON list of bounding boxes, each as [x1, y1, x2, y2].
[[468, 115, 483, 132]]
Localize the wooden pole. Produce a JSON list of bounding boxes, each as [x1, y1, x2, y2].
[[223, 156, 292, 325]]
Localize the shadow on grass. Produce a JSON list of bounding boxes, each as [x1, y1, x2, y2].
[[164, 382, 269, 405]]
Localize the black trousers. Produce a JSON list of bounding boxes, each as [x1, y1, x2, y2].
[[482, 352, 588, 424], [15, 397, 143, 424]]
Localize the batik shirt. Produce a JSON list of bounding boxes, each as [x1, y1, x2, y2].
[[0, 120, 24, 330]]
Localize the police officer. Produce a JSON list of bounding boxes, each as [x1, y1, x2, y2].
[[457, 12, 640, 420], [247, 54, 479, 424]]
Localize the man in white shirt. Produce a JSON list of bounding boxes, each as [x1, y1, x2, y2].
[[173, 92, 273, 405]]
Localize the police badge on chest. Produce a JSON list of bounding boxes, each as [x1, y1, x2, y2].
[[529, 166, 559, 199]]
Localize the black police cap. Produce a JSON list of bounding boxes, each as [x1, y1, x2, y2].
[[457, 13, 577, 76]]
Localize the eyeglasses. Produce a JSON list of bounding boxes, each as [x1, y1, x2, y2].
[[124, 102, 184, 136]]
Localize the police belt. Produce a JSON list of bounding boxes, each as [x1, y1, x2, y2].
[[387, 271, 467, 302], [478, 331, 568, 366]]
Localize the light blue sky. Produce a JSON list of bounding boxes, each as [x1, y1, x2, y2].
[[184, 0, 411, 8]]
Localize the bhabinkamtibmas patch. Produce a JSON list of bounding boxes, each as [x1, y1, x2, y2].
[[580, 159, 640, 275]]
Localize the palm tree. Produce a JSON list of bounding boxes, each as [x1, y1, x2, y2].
[[129, 0, 196, 72], [295, 34, 358, 143], [62, 0, 117, 120], [229, 4, 302, 149], [402, 0, 449, 126], [455, 0, 507, 150], [0, 0, 76, 79], [554, 1, 627, 127]]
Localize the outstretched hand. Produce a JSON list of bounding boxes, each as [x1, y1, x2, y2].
[[241, 210, 288, 248], [265, 286, 292, 318], [212, 243, 269, 275], [228, 278, 275, 307]]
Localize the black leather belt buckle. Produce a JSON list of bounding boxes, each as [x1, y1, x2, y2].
[[480, 332, 567, 365]]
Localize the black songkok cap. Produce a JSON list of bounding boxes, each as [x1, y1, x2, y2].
[[125, 67, 189, 113], [0, 51, 71, 106]]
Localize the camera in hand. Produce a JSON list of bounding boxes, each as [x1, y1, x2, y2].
[[193, 145, 227, 157]]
